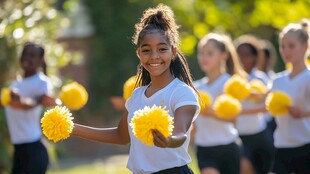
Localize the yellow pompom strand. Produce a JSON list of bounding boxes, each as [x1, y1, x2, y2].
[[213, 94, 242, 120], [1, 88, 11, 106], [265, 91, 292, 116], [249, 79, 268, 102], [224, 75, 251, 101], [130, 105, 174, 146], [41, 106, 74, 142], [59, 82, 88, 110], [123, 76, 137, 100], [198, 91, 213, 110]]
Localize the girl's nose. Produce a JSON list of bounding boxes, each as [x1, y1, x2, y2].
[[150, 51, 160, 59]]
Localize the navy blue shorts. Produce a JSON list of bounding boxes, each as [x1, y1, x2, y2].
[[272, 143, 310, 174], [239, 128, 275, 174], [196, 142, 240, 174], [12, 140, 49, 174], [152, 165, 193, 174]]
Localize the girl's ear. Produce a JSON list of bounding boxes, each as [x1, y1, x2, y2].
[[136, 49, 141, 59], [221, 51, 229, 61], [172, 47, 177, 58]]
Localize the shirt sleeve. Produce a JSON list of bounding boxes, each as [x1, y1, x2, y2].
[[38, 79, 53, 96], [170, 85, 200, 120]]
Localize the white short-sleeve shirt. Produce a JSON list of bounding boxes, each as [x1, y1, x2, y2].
[[236, 69, 269, 135], [5, 72, 52, 144], [194, 74, 239, 146], [270, 68, 310, 148], [125, 78, 199, 174]]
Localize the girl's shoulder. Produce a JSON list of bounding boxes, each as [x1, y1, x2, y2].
[[172, 78, 197, 96]]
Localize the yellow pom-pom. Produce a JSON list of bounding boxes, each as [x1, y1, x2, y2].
[[249, 79, 268, 102], [59, 82, 88, 110], [1, 88, 11, 106], [198, 91, 213, 110], [213, 94, 241, 120], [41, 106, 74, 142], [265, 91, 292, 116], [224, 75, 251, 101], [123, 76, 137, 100], [130, 105, 174, 146]]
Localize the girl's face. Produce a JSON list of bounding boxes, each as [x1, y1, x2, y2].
[[198, 41, 226, 73], [237, 44, 256, 73], [137, 31, 176, 78], [20, 45, 43, 74], [280, 32, 308, 65]]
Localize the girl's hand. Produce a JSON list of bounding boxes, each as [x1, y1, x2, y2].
[[152, 129, 170, 148], [248, 92, 266, 102], [288, 106, 309, 119], [9, 90, 22, 108], [39, 95, 58, 107]]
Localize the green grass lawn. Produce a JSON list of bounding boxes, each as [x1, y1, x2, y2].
[[48, 148, 200, 174]]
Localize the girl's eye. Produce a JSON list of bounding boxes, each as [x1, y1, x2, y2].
[[159, 48, 168, 52], [142, 49, 150, 53]]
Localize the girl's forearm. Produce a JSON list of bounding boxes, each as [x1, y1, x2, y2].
[[240, 107, 267, 115], [168, 133, 187, 148], [72, 124, 129, 145]]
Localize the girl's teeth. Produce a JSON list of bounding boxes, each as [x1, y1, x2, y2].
[[150, 63, 161, 67]]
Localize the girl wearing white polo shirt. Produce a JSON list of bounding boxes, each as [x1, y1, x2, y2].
[[193, 33, 246, 174], [235, 35, 275, 174], [2, 42, 57, 174], [270, 19, 310, 174], [72, 4, 199, 174]]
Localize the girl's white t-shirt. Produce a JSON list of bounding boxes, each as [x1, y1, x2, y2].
[[270, 68, 310, 148], [5, 72, 52, 144], [194, 74, 239, 146], [236, 69, 269, 135], [125, 78, 199, 174]]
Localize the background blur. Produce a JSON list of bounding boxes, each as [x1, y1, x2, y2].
[[0, 0, 309, 173]]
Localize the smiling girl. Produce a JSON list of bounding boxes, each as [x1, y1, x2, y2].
[[71, 4, 199, 174]]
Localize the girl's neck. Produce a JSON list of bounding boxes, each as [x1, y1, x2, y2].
[[206, 69, 224, 85], [290, 60, 307, 79], [24, 71, 37, 78], [150, 73, 174, 89]]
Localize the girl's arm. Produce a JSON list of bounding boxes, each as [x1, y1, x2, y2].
[[152, 105, 197, 148], [38, 94, 59, 107], [9, 91, 38, 110], [9, 93, 58, 110], [71, 112, 130, 145], [240, 106, 267, 115]]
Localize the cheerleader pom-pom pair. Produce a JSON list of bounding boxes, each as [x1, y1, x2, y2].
[[198, 91, 241, 120], [41, 81, 88, 143], [224, 75, 268, 102]]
